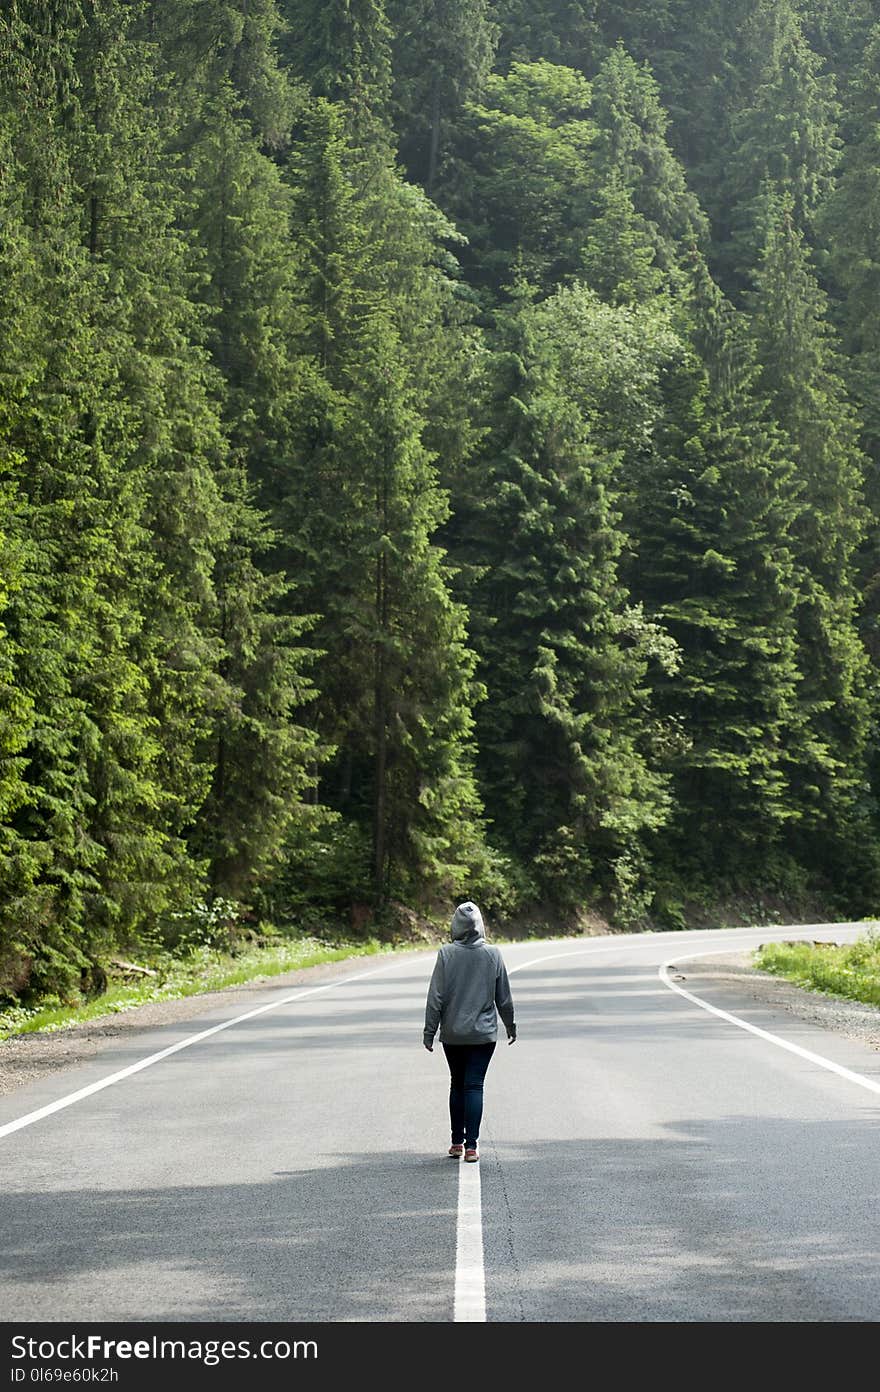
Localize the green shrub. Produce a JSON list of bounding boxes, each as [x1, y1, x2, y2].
[[755, 931, 880, 1007]]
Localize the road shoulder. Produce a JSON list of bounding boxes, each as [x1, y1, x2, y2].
[[671, 948, 880, 1053]]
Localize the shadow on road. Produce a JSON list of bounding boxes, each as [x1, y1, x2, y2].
[[480, 1115, 880, 1322], [0, 1149, 461, 1322], [2, 1111, 879, 1321]]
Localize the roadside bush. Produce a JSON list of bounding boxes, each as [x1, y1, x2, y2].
[[755, 931, 880, 1007]]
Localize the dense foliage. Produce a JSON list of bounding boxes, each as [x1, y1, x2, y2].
[[1, 0, 879, 1001]]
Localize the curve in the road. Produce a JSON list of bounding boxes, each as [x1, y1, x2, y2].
[[659, 947, 880, 1097]]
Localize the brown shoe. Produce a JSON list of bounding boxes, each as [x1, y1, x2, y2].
[[464, 1147, 479, 1162], [448, 1143, 464, 1158]]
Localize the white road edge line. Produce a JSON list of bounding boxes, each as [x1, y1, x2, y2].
[[0, 957, 423, 1141], [0, 934, 709, 1143], [454, 1157, 486, 1322], [0, 945, 659, 1140], [659, 948, 880, 1097]]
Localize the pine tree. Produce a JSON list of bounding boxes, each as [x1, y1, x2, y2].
[[630, 257, 805, 886], [723, 0, 841, 286], [493, 0, 598, 73], [141, 0, 297, 147], [587, 42, 708, 291], [0, 1, 317, 988], [279, 0, 393, 146], [639, 0, 751, 216], [463, 285, 672, 919], [170, 82, 325, 904], [747, 195, 876, 894], [818, 24, 880, 465], [280, 99, 488, 907], [580, 169, 664, 305], [58, 0, 321, 927], [0, 130, 41, 991], [817, 23, 880, 747], [386, 0, 498, 193], [0, 2, 180, 991], [188, 482, 320, 902], [66, 3, 246, 898], [798, 0, 877, 88]]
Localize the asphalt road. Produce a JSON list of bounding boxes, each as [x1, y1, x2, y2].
[[1, 924, 878, 1323]]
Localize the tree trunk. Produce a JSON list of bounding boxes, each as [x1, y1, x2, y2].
[[88, 194, 98, 257], [372, 455, 391, 900], [372, 649, 387, 898], [427, 72, 441, 195]]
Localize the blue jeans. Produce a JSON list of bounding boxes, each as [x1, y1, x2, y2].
[[442, 1042, 496, 1147]]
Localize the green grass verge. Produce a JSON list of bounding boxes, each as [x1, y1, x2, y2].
[[754, 930, 880, 1008], [0, 935, 427, 1043]]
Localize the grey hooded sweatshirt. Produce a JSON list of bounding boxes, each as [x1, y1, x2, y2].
[[423, 902, 516, 1047]]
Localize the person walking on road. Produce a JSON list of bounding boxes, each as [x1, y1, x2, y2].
[[423, 901, 516, 1162]]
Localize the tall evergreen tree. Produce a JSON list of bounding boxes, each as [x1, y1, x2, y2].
[[0, 1, 319, 990], [818, 23, 880, 734], [463, 285, 672, 919], [818, 23, 880, 465], [174, 85, 324, 902], [0, 1, 184, 991], [629, 257, 805, 886], [579, 169, 664, 305], [0, 124, 42, 990], [188, 484, 320, 902], [143, 0, 297, 147], [587, 42, 708, 290], [723, 0, 841, 285], [747, 195, 876, 893], [279, 0, 393, 147], [4, 0, 879, 998], [387, 0, 498, 193], [493, 0, 599, 73], [60, 1, 321, 920], [67, 2, 241, 897], [799, 0, 877, 85], [281, 99, 489, 908]]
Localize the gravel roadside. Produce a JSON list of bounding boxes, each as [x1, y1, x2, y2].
[[669, 947, 880, 1052], [1, 940, 878, 1101]]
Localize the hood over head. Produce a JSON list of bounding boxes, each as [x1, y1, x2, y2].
[[450, 901, 485, 943]]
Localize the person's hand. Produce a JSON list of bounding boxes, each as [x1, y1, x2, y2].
[[507, 1027, 517, 1045], [424, 1041, 433, 1052]]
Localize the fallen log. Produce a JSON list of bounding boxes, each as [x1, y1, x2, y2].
[[109, 958, 158, 978]]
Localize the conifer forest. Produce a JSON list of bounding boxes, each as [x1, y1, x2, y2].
[[3, 1, 880, 1003]]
